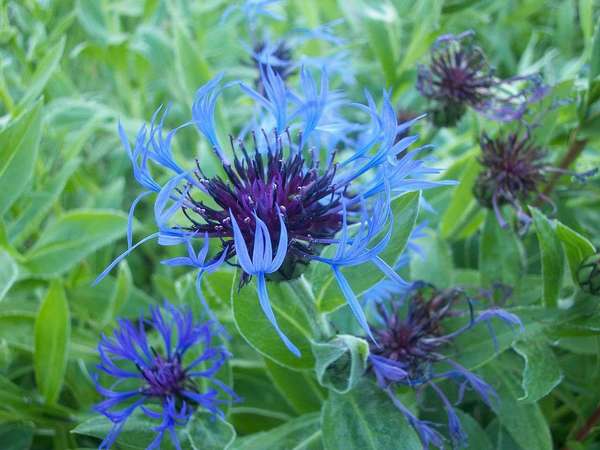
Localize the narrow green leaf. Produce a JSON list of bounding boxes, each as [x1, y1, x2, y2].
[[0, 101, 43, 215], [479, 211, 523, 289], [103, 260, 132, 325], [482, 360, 553, 450], [312, 334, 369, 394], [590, 18, 600, 83], [321, 380, 421, 450], [439, 155, 479, 239], [17, 38, 65, 109], [0, 250, 18, 301], [231, 274, 318, 369], [579, 0, 593, 42], [24, 209, 127, 278], [555, 221, 595, 283], [34, 280, 70, 404], [231, 412, 322, 450], [264, 358, 324, 414], [531, 208, 564, 308], [8, 157, 81, 246], [513, 338, 563, 403]]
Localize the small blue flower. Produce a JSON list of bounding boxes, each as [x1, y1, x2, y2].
[[96, 68, 451, 357], [94, 302, 236, 450], [366, 283, 522, 449]]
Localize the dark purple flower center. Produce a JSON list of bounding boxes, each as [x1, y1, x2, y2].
[[253, 40, 293, 81], [371, 287, 462, 375], [140, 353, 187, 397], [474, 133, 547, 208], [184, 131, 344, 278]]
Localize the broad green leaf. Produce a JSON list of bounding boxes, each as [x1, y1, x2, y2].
[[531, 208, 564, 308], [312, 334, 369, 394], [232, 274, 318, 369], [73, 411, 236, 450], [17, 38, 65, 110], [231, 412, 323, 450], [455, 411, 494, 450], [24, 209, 127, 278], [0, 250, 18, 301], [321, 380, 421, 450], [0, 422, 34, 450], [34, 280, 70, 404], [313, 192, 420, 313], [439, 155, 479, 239], [410, 233, 453, 288], [173, 21, 211, 99], [513, 338, 563, 403], [0, 102, 42, 215], [482, 360, 553, 450], [7, 157, 81, 246], [479, 211, 523, 289], [555, 221, 595, 283], [264, 358, 324, 414]]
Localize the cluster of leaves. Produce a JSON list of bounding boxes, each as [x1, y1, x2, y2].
[[0, 0, 599, 449]]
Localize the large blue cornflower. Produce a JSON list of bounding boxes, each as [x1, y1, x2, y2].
[[96, 66, 450, 356], [367, 283, 522, 449], [417, 31, 548, 127], [94, 302, 235, 450]]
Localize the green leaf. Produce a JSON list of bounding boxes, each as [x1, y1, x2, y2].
[[0, 250, 18, 301], [479, 211, 523, 289], [590, 18, 600, 83], [312, 334, 369, 394], [579, 0, 594, 43], [0, 422, 34, 450], [24, 209, 127, 278], [454, 411, 494, 450], [531, 208, 564, 308], [73, 411, 236, 450], [231, 412, 323, 450], [34, 280, 70, 404], [439, 154, 479, 239], [321, 380, 421, 450], [410, 234, 453, 288], [0, 101, 43, 215], [555, 221, 595, 283], [513, 338, 563, 403], [313, 192, 420, 313], [231, 274, 318, 369], [482, 360, 553, 450], [7, 157, 81, 246], [17, 38, 65, 110], [103, 260, 132, 325], [264, 358, 324, 414]]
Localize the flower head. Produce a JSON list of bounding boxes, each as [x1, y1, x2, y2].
[[251, 40, 294, 92], [94, 302, 235, 450], [96, 67, 450, 357], [473, 132, 548, 232], [366, 283, 522, 449], [578, 253, 600, 296], [417, 31, 547, 126]]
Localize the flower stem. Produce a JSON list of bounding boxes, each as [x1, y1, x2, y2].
[[543, 129, 587, 196], [563, 402, 600, 449]]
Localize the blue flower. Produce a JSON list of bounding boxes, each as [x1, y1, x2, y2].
[[96, 68, 451, 357], [94, 302, 236, 450], [366, 283, 522, 449]]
